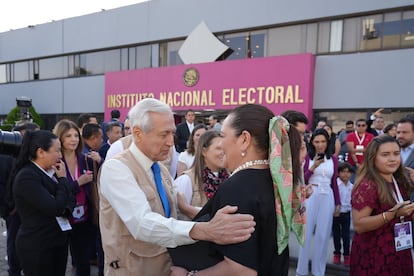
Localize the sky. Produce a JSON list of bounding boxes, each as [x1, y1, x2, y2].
[[0, 0, 149, 33]]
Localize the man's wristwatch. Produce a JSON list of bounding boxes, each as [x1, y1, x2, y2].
[[187, 270, 198, 276]]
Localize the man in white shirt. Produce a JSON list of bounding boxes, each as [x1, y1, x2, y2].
[[99, 98, 255, 275]]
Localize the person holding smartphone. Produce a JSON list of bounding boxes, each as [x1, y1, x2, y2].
[[350, 135, 414, 275], [296, 128, 341, 276]]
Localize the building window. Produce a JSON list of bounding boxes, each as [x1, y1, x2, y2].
[[360, 14, 382, 51], [13, 61, 30, 82], [167, 40, 184, 66], [84, 49, 121, 74], [343, 17, 361, 52], [330, 20, 343, 52], [223, 32, 248, 60], [402, 10, 414, 48], [317, 21, 331, 54], [0, 64, 7, 83], [305, 23, 318, 54], [248, 31, 266, 58], [383, 12, 402, 49], [159, 42, 168, 67], [136, 45, 151, 69], [222, 32, 265, 60], [120, 48, 129, 70], [38, 56, 65, 79], [268, 25, 305, 56]]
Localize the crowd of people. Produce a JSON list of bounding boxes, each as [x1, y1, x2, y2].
[[1, 103, 414, 276]]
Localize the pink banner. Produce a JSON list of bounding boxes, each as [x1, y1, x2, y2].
[[105, 53, 315, 121]]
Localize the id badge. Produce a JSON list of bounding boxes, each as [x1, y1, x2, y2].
[[394, 221, 413, 251], [72, 205, 85, 219], [355, 145, 364, 156], [56, 217, 72, 231]]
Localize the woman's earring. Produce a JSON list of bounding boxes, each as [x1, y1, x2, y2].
[[241, 151, 246, 157]]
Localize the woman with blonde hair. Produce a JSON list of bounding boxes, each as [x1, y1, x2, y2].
[[175, 130, 229, 219]]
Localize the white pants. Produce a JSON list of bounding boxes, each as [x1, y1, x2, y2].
[[296, 187, 334, 276]]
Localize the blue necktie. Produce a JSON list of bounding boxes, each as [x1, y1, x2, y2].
[[151, 162, 170, 218]]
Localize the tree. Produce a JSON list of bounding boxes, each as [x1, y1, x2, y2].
[[1, 106, 44, 131]]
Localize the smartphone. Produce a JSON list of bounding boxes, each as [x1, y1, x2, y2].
[[410, 192, 414, 203], [317, 153, 325, 160]]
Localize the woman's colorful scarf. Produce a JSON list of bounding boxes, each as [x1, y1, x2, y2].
[[269, 116, 306, 254]]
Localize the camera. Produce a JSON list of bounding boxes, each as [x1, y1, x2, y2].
[[0, 130, 22, 157]]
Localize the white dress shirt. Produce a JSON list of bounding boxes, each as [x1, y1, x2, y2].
[[100, 142, 196, 248], [336, 178, 353, 213], [174, 174, 193, 205], [186, 122, 194, 133], [178, 151, 195, 169], [105, 138, 124, 160]]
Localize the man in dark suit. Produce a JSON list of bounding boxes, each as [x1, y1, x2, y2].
[[367, 108, 385, 136], [175, 110, 195, 153], [102, 109, 124, 143], [396, 116, 414, 247], [397, 116, 414, 170]]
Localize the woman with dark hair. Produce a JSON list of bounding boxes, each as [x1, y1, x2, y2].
[[383, 123, 397, 138], [175, 130, 229, 219], [296, 128, 341, 276], [11, 130, 75, 276], [53, 119, 96, 276], [350, 135, 414, 275], [176, 124, 208, 176], [323, 124, 340, 156], [170, 104, 305, 276]]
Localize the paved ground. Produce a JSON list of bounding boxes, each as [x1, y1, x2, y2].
[[0, 219, 348, 276]]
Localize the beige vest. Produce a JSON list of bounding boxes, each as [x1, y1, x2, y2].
[[99, 149, 177, 276]]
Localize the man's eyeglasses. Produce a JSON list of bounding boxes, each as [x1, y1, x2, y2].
[[357, 124, 366, 127]]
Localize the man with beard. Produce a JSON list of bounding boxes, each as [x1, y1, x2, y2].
[[397, 116, 414, 180]]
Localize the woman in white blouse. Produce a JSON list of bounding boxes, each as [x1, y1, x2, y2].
[[176, 124, 208, 176], [175, 130, 229, 219]]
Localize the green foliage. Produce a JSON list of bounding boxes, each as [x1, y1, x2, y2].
[[1, 106, 44, 130]]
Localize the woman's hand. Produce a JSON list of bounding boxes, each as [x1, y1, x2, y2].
[[389, 201, 414, 218], [177, 192, 199, 219], [311, 157, 324, 171], [52, 160, 67, 178], [170, 266, 188, 276], [77, 170, 93, 186], [334, 205, 341, 217], [304, 184, 313, 198]]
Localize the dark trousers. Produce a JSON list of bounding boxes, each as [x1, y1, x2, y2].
[[70, 221, 93, 276], [5, 213, 22, 276], [16, 241, 68, 276], [96, 228, 104, 276], [332, 212, 351, 256]]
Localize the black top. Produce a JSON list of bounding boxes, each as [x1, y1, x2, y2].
[[170, 169, 289, 275], [13, 162, 75, 249]]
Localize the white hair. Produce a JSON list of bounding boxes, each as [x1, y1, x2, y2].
[[128, 98, 172, 133]]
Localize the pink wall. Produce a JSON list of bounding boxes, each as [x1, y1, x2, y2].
[[105, 53, 315, 122]]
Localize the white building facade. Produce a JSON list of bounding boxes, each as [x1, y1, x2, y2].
[[0, 0, 413, 129]]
